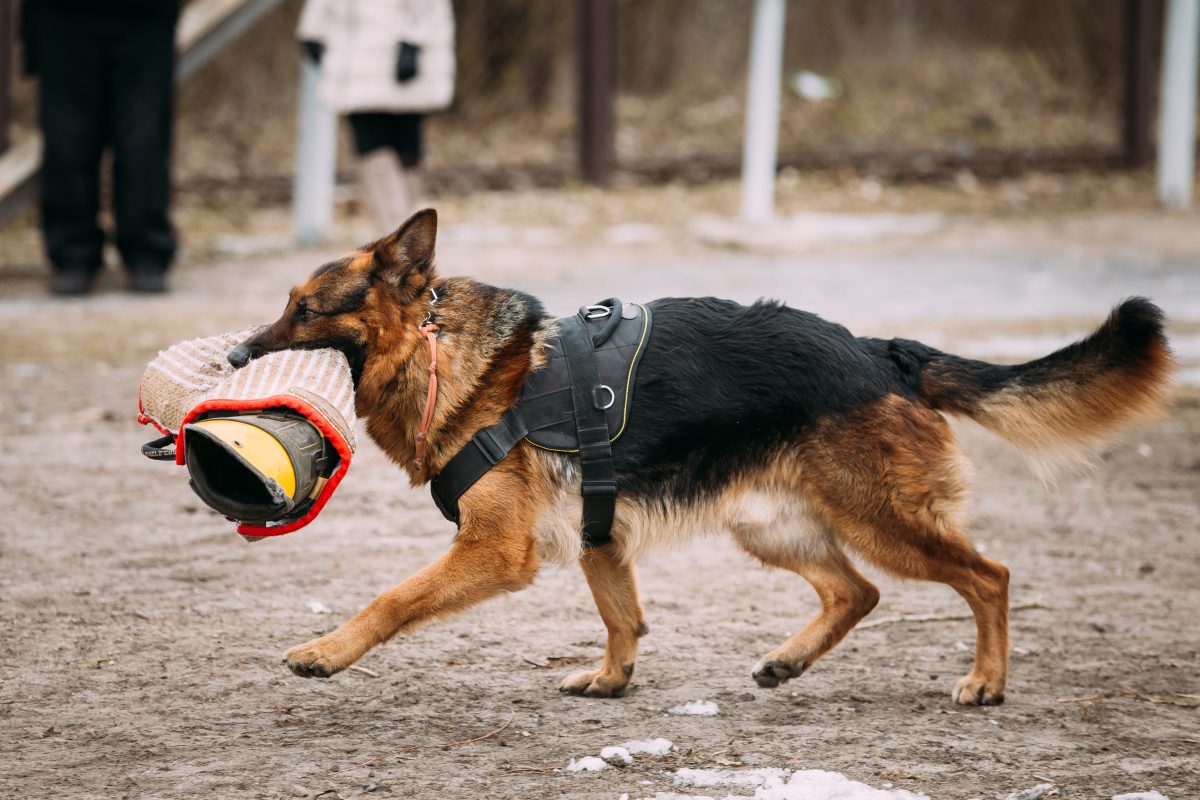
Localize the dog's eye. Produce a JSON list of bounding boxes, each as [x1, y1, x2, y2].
[[301, 309, 319, 321]]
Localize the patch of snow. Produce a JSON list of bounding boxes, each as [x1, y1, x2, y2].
[[1112, 794, 1169, 800], [439, 224, 563, 248], [667, 768, 928, 800], [674, 768, 789, 789], [602, 746, 633, 765], [307, 600, 332, 614], [607, 223, 664, 245], [567, 756, 607, 772], [623, 738, 674, 755], [791, 71, 843, 102], [692, 212, 943, 250], [669, 700, 720, 716], [211, 234, 292, 258]]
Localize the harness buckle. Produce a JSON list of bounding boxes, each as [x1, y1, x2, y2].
[[593, 385, 615, 410], [581, 480, 618, 498], [584, 304, 611, 319]]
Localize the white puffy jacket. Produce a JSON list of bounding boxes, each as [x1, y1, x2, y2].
[[297, 0, 455, 114]]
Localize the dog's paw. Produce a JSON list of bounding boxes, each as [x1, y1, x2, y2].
[[559, 668, 629, 698], [751, 659, 806, 688], [952, 672, 1005, 706], [283, 636, 352, 679]]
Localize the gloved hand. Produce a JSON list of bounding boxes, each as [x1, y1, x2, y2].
[[302, 40, 325, 65], [396, 41, 420, 82]]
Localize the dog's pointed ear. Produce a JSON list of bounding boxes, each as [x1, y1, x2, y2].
[[370, 208, 437, 303]]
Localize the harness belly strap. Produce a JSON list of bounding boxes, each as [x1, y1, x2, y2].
[[558, 313, 617, 547], [429, 299, 652, 548]]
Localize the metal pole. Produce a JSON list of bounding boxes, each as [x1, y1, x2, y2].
[[739, 0, 786, 223], [293, 57, 338, 245], [1157, 0, 1200, 208], [577, 0, 615, 187], [0, 0, 12, 155], [1124, 0, 1157, 167]]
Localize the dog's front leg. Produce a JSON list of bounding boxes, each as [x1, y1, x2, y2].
[[559, 544, 648, 698], [284, 494, 539, 678]]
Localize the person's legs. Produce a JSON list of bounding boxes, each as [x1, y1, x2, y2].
[[109, 2, 178, 292], [394, 114, 426, 208], [349, 113, 423, 234], [37, 2, 108, 294]]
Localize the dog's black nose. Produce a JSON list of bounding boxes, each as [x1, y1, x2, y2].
[[228, 344, 252, 368]]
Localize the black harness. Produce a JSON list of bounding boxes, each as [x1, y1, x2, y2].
[[430, 298, 652, 548]]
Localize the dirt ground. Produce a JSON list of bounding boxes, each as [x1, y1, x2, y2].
[[1, 182, 1199, 799]]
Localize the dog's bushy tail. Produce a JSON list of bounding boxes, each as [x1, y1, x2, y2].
[[889, 298, 1175, 476]]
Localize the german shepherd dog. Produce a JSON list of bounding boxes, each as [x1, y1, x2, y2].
[[229, 210, 1173, 706]]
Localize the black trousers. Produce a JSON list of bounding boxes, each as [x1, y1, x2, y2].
[[36, 1, 178, 273], [348, 113, 423, 167]]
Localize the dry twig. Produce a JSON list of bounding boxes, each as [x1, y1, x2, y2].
[[348, 665, 380, 678], [1056, 688, 1199, 708], [855, 596, 1044, 630], [350, 711, 516, 769]]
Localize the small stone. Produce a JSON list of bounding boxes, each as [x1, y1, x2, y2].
[[1091, 621, 1109, 633], [290, 786, 309, 798], [328, 764, 340, 773]]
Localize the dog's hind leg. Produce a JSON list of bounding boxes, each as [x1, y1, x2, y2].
[[852, 525, 1010, 705], [745, 547, 880, 688], [559, 544, 648, 698], [811, 395, 1010, 704]]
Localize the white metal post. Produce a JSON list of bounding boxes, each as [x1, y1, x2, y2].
[[293, 58, 338, 245], [739, 0, 787, 223], [1158, 0, 1200, 209]]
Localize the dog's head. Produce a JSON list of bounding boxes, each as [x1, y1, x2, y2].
[[228, 210, 438, 383]]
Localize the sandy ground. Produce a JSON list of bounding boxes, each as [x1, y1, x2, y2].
[[1, 184, 1199, 799]]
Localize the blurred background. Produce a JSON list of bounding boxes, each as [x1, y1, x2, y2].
[[1, 0, 1193, 266]]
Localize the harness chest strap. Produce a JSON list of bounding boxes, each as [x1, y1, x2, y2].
[[557, 314, 617, 544]]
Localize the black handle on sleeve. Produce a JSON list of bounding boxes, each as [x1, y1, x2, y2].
[[141, 434, 177, 461]]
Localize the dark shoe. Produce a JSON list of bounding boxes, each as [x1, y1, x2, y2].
[[50, 267, 97, 296], [129, 266, 168, 294]]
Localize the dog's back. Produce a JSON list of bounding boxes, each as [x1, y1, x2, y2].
[[613, 295, 1172, 503]]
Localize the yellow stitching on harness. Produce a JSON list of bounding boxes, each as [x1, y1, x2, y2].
[[526, 303, 650, 454]]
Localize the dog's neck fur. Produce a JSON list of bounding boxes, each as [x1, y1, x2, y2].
[[355, 273, 550, 484]]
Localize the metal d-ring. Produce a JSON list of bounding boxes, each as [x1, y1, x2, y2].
[[585, 305, 612, 319], [595, 385, 615, 410], [421, 286, 440, 326]]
